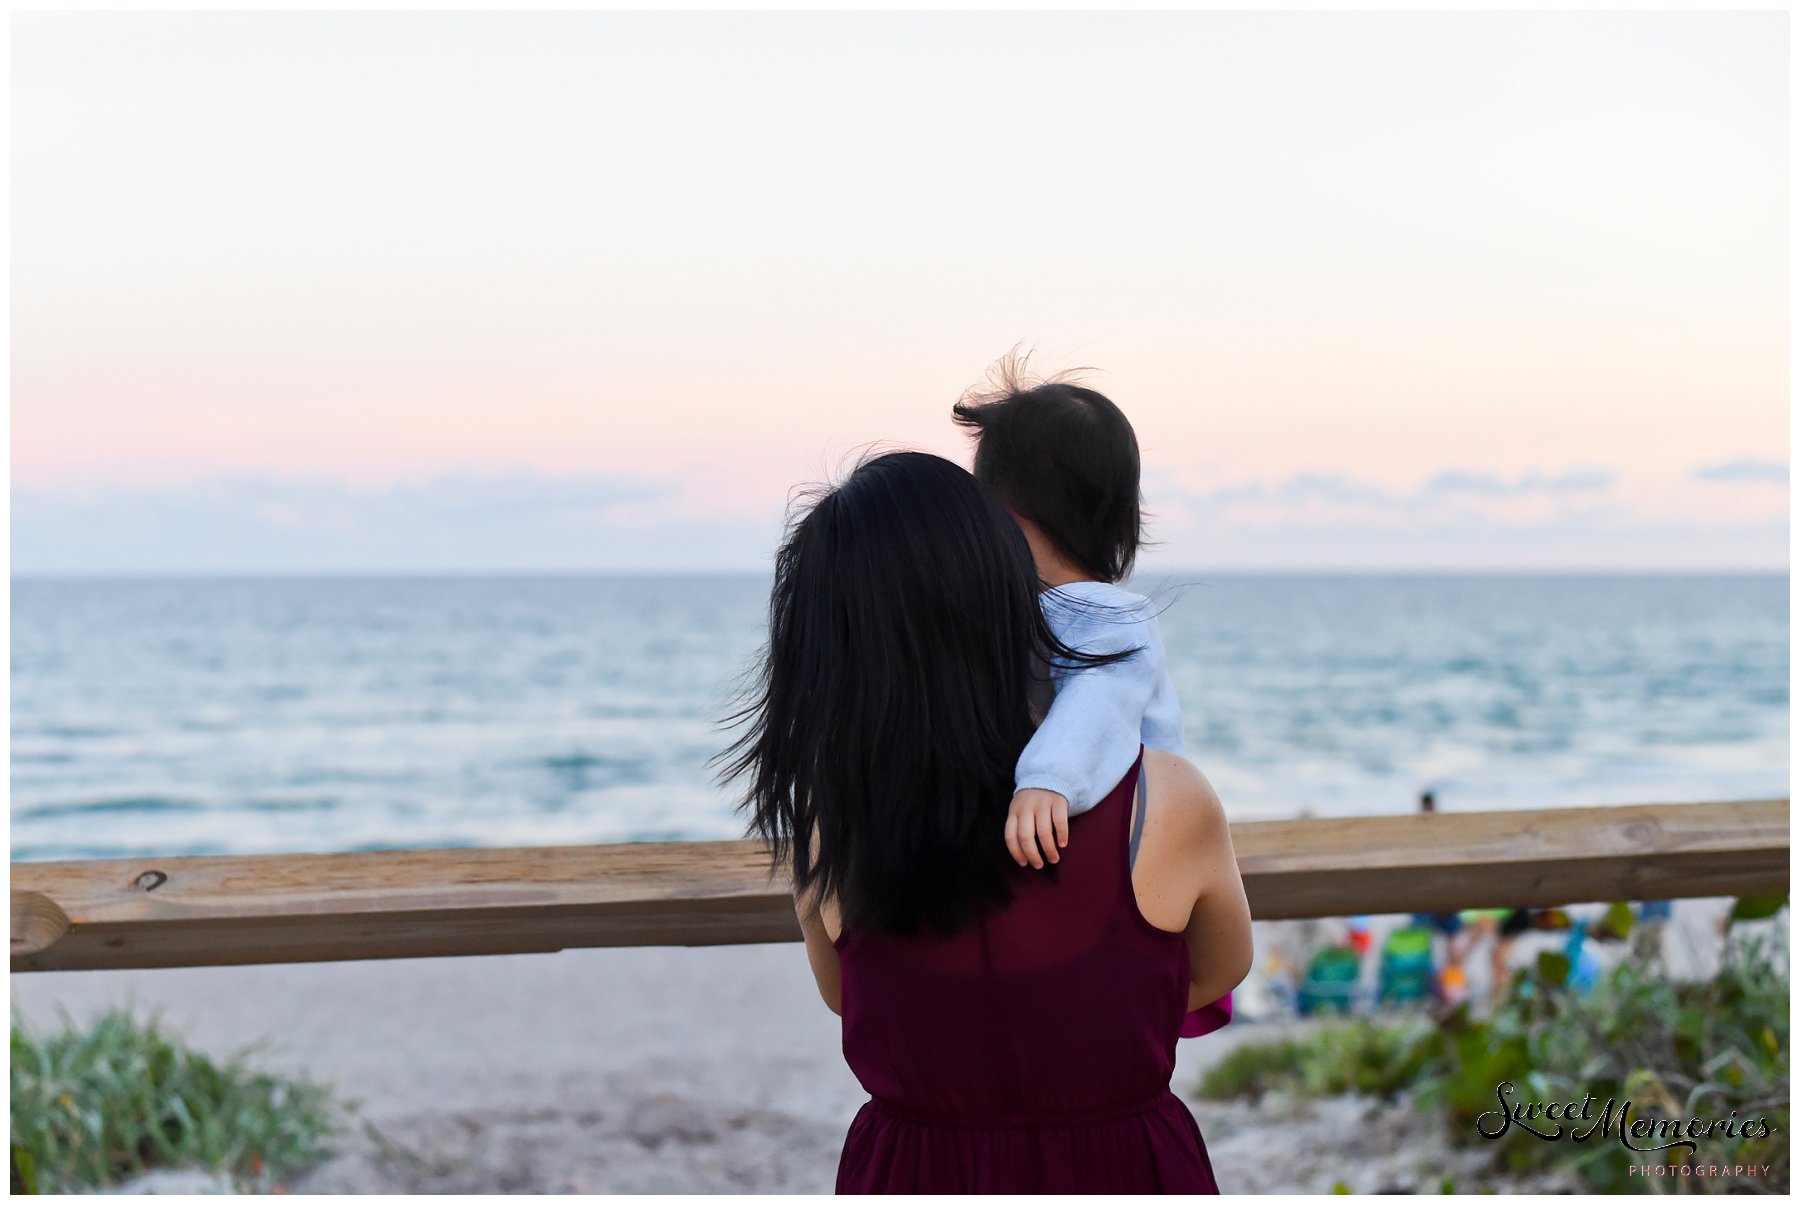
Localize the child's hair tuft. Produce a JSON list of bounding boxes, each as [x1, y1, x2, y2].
[[952, 348, 1144, 583]]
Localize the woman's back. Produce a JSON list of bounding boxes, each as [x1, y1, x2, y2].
[[831, 752, 1219, 1193]]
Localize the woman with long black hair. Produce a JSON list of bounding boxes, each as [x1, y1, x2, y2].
[[721, 451, 1251, 1194]]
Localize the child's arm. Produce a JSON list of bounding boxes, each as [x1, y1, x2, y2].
[[1005, 599, 1163, 868]]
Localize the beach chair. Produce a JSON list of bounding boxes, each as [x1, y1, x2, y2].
[[1376, 924, 1436, 1006], [1296, 945, 1362, 1016]]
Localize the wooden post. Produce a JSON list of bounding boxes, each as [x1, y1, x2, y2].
[[10, 799, 1787, 973]]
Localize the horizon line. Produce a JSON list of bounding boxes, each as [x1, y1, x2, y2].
[[11, 566, 1791, 583]]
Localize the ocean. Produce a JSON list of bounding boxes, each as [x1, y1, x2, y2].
[[10, 573, 1788, 862]]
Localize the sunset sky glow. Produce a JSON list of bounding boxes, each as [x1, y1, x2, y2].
[[13, 11, 1788, 573]]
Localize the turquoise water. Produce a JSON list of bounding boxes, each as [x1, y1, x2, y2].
[[11, 573, 1788, 861]]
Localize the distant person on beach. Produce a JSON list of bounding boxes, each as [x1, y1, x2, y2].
[[1413, 788, 1474, 987], [953, 356, 1230, 1039], [722, 451, 1252, 1193]]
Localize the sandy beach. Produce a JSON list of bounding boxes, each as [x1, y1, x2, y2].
[[9, 939, 1373, 1193], [17, 943, 864, 1193], [13, 915, 1673, 1195]]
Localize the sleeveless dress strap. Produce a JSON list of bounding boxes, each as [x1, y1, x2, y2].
[[1128, 746, 1148, 868]]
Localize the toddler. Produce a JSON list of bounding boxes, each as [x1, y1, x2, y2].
[[954, 359, 1230, 1038]]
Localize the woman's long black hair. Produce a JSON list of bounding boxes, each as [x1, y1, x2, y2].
[[717, 450, 1135, 938]]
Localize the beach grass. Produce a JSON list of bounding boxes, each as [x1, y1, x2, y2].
[[1199, 1015, 1441, 1102], [10, 1007, 340, 1194], [1196, 907, 1789, 1193]]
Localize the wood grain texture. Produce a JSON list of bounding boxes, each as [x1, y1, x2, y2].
[[12, 800, 1787, 972]]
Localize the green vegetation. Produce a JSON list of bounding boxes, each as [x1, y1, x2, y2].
[[1199, 903, 1788, 1193], [1201, 1015, 1441, 1101], [11, 1008, 340, 1194]]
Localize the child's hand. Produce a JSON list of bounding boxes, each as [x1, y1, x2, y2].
[[1005, 788, 1070, 869]]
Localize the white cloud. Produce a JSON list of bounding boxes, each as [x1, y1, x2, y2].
[[13, 471, 785, 575], [1693, 459, 1789, 484], [1423, 468, 1615, 496], [14, 461, 1790, 575], [1142, 465, 1784, 570], [1163, 465, 1617, 517]]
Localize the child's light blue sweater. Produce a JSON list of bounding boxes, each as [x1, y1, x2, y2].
[[1015, 580, 1185, 815]]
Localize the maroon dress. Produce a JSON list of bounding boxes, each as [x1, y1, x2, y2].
[[832, 751, 1220, 1193]]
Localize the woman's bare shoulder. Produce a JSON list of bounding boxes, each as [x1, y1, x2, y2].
[[1141, 749, 1227, 838], [1131, 750, 1233, 933]]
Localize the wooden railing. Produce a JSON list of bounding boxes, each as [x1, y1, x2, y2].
[[11, 800, 1788, 973]]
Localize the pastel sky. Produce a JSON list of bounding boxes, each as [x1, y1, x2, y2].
[[12, 11, 1789, 574]]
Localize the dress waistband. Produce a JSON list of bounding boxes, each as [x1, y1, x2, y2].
[[865, 1089, 1175, 1131]]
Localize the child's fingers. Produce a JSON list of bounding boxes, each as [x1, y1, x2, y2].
[[1035, 808, 1059, 865], [1003, 813, 1028, 867], [1008, 811, 1043, 869], [1052, 800, 1069, 850], [1021, 810, 1046, 869]]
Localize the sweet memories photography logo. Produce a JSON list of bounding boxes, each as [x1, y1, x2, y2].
[[1477, 1080, 1779, 1182]]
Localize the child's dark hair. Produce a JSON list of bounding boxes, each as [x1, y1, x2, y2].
[[951, 352, 1143, 583]]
